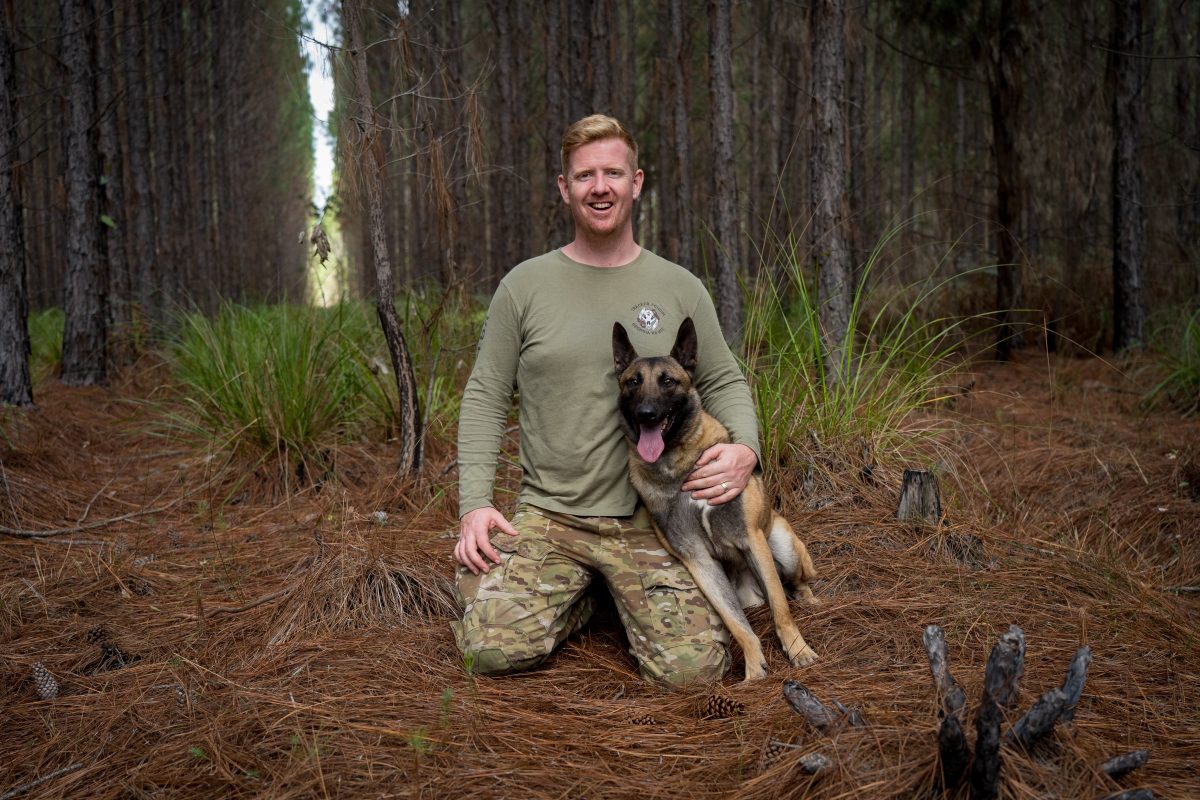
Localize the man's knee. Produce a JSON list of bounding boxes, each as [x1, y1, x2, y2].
[[458, 633, 551, 676], [641, 642, 730, 690]]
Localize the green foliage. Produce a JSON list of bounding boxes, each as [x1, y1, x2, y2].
[[163, 302, 392, 481], [28, 308, 64, 387], [1145, 308, 1200, 415], [743, 232, 973, 470]]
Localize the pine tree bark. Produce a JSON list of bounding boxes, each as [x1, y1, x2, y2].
[[590, 1, 611, 114], [811, 0, 852, 384], [708, 0, 741, 343], [977, 0, 1025, 360], [0, 15, 32, 405], [343, 0, 422, 475], [847, 0, 867, 286], [1110, 0, 1146, 352], [94, 0, 130, 363], [542, 0, 568, 251], [59, 0, 108, 385], [668, 0, 693, 271], [151, 4, 179, 314]]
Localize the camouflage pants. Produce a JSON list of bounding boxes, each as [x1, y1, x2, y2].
[[453, 504, 730, 689]]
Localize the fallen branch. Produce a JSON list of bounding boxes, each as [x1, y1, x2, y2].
[[782, 680, 837, 732], [1059, 646, 1092, 723], [0, 763, 83, 800], [1006, 687, 1067, 750], [0, 502, 178, 539], [1100, 789, 1154, 800]]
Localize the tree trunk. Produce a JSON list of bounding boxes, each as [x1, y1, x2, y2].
[[151, 4, 178, 315], [0, 15, 32, 405], [590, 1, 610, 114], [981, 0, 1025, 359], [847, 0, 867, 287], [542, 0, 568, 251], [343, 0, 422, 476], [94, 0, 130, 364], [669, 0, 693, 271], [708, 0, 741, 344], [59, 0, 107, 386], [811, 0, 852, 384], [1110, 0, 1146, 352], [566, 0, 590, 121]]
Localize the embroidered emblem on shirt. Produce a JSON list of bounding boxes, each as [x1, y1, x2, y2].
[[631, 302, 665, 334]]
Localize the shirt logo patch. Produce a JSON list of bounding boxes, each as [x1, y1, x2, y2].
[[631, 302, 665, 334]]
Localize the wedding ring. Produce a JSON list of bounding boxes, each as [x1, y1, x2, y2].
[[721, 481, 729, 491]]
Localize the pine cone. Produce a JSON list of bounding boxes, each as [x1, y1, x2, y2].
[[698, 694, 745, 719], [85, 625, 107, 644], [32, 662, 59, 700], [759, 738, 793, 771], [167, 529, 182, 548], [630, 714, 659, 726]]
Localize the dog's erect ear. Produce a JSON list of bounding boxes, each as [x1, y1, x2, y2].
[[612, 322, 638, 374], [670, 318, 698, 376]]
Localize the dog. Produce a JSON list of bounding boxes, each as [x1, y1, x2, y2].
[[612, 317, 818, 681]]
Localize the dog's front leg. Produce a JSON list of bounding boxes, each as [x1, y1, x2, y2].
[[668, 532, 769, 681]]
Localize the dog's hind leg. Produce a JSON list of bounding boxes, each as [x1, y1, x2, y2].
[[768, 515, 819, 605], [747, 528, 818, 667]]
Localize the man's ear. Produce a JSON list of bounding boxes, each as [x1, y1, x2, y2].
[[670, 318, 698, 376], [557, 173, 569, 205], [612, 322, 638, 375]]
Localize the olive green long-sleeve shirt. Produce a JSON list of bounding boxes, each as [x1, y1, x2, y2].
[[457, 248, 760, 519]]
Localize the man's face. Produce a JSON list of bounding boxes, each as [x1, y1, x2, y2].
[[557, 138, 644, 240]]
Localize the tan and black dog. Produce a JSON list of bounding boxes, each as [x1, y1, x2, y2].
[[612, 317, 818, 681]]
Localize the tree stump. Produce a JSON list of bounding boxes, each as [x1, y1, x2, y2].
[[970, 626, 1025, 800], [923, 625, 970, 789], [896, 469, 943, 526]]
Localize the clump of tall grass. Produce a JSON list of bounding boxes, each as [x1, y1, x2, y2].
[[1145, 307, 1200, 415], [742, 233, 974, 473], [164, 302, 392, 487], [28, 308, 64, 386]]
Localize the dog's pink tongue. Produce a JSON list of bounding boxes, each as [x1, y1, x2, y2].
[[637, 424, 665, 463]]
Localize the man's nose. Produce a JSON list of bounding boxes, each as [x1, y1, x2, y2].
[[591, 174, 609, 194]]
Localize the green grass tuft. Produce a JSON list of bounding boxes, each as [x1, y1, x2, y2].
[[28, 308, 64, 387], [163, 303, 392, 485], [742, 230, 976, 472], [1145, 307, 1200, 415]]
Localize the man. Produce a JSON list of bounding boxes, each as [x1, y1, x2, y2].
[[453, 115, 760, 688]]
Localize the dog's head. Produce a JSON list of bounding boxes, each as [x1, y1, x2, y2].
[[612, 318, 700, 464]]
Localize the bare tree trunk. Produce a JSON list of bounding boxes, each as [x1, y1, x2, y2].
[[1110, 0, 1146, 352], [653, 5, 676, 261], [669, 0, 693, 271], [811, 0, 851, 383], [94, 0, 130, 364], [59, 0, 107, 386], [590, 1, 610, 114], [343, 0, 422, 475], [151, 4, 178, 314], [566, 0, 590, 120], [542, 0, 568, 251], [0, 14, 32, 405], [487, 0, 526, 278], [978, 0, 1025, 359], [847, 0, 867, 290], [708, 0, 741, 343]]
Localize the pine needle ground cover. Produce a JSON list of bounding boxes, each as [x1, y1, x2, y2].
[[1, 356, 1197, 799]]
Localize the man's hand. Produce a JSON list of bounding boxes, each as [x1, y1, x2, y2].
[[681, 443, 758, 505], [455, 506, 519, 575]]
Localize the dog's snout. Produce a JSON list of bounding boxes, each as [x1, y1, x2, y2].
[[635, 405, 659, 424]]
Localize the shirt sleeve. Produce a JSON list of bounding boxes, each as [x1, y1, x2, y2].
[[688, 289, 763, 467], [457, 283, 521, 517]]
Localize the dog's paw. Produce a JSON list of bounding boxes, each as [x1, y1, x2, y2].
[[742, 661, 769, 682], [789, 645, 818, 667]]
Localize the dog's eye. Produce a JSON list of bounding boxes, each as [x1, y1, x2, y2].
[[626, 375, 642, 387], [660, 375, 675, 387]]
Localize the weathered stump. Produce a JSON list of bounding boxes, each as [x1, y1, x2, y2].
[[923, 625, 970, 789], [970, 626, 1025, 800], [896, 469, 943, 526]]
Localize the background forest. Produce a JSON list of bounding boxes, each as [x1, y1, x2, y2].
[[2, 0, 1198, 400]]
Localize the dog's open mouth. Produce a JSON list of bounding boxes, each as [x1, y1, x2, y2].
[[636, 415, 672, 463]]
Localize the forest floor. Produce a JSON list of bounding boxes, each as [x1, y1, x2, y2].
[[1, 354, 1197, 799]]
